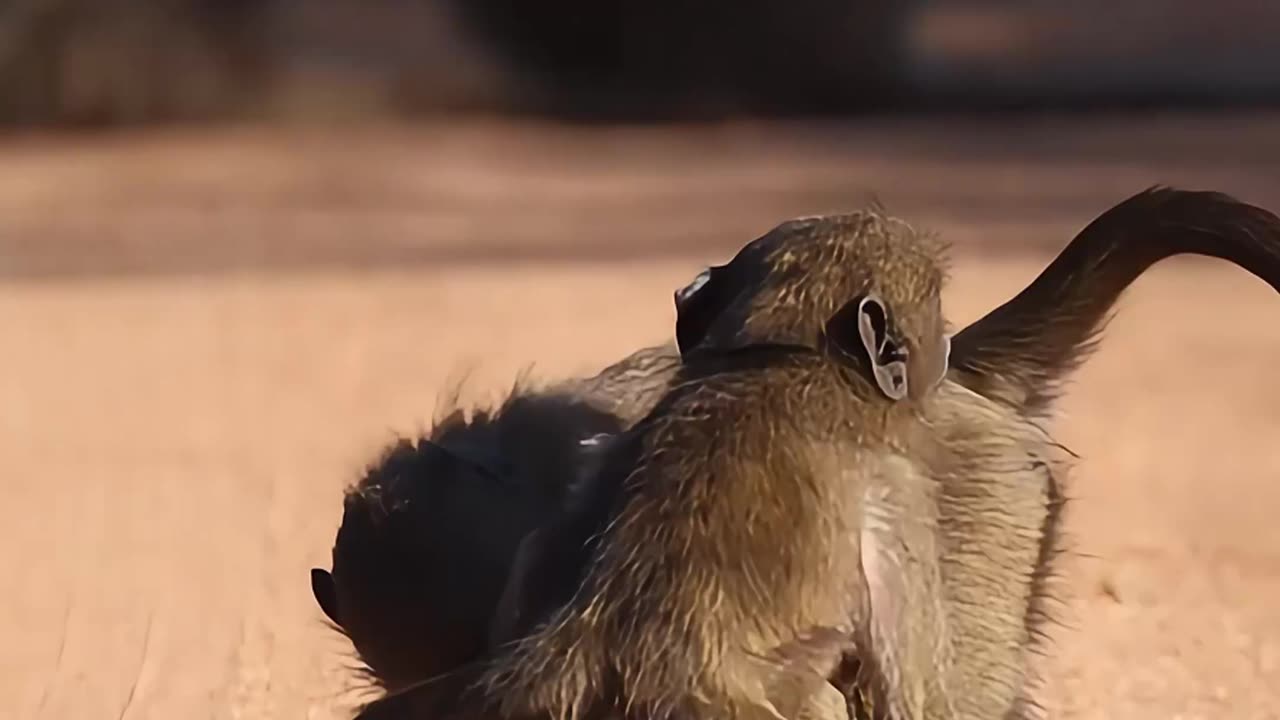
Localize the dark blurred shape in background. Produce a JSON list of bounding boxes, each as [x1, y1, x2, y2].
[[3, 0, 1280, 127]]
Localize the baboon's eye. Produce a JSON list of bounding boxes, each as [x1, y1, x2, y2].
[[578, 433, 612, 448], [824, 294, 910, 401], [675, 268, 711, 310], [675, 264, 734, 356]]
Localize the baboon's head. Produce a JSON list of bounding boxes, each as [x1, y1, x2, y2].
[[312, 436, 549, 692], [311, 382, 632, 692], [675, 209, 950, 401]]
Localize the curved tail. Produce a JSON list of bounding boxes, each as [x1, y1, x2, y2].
[[949, 186, 1280, 416]]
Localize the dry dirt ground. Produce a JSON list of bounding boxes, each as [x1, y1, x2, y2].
[[1, 116, 1279, 720]]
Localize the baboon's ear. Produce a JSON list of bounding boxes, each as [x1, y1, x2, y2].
[[311, 568, 341, 626], [825, 294, 909, 400]]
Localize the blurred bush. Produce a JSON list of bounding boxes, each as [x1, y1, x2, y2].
[[0, 0, 265, 124], [0, 0, 917, 126], [451, 0, 917, 119]]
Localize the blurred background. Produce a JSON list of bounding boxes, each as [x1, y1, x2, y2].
[[5, 0, 1280, 124], [2, 2, 1280, 719]]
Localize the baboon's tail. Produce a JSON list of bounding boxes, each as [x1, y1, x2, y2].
[[949, 186, 1280, 416]]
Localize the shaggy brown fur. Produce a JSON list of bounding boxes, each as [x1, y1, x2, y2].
[[347, 187, 1280, 720], [943, 186, 1280, 718], [358, 209, 1003, 720]]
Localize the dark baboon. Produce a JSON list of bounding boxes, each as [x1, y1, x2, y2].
[[351, 187, 1280, 720], [312, 343, 681, 693]]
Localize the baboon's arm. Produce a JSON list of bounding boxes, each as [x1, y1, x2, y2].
[[948, 187, 1280, 417], [564, 342, 682, 426]]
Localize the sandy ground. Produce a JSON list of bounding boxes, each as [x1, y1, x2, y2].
[[2, 118, 1279, 719]]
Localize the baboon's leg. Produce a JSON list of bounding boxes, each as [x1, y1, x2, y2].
[[860, 458, 954, 720], [927, 385, 1069, 719]]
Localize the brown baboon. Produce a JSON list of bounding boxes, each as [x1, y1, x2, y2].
[[360, 210, 966, 720], [663, 185, 1280, 720], [351, 186, 1280, 720], [939, 187, 1280, 718], [660, 186, 1280, 720], [311, 343, 681, 693]]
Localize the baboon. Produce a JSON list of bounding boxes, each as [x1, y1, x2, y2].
[[666, 186, 1280, 718], [350, 186, 1280, 720], [939, 187, 1280, 719], [360, 209, 970, 720], [312, 343, 682, 693]]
